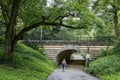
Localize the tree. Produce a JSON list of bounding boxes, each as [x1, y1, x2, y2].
[[0, 0, 100, 61], [91, 0, 120, 37]]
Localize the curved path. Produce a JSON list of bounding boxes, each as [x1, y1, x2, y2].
[[47, 65, 100, 80]]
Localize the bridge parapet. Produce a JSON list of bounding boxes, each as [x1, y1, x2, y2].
[[24, 37, 115, 46]]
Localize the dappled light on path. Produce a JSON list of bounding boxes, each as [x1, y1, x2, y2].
[[47, 65, 99, 80]]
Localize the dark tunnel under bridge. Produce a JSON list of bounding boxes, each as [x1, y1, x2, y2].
[[55, 49, 86, 66]]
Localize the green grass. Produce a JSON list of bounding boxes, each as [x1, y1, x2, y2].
[[100, 73, 120, 80], [85, 54, 120, 80], [0, 38, 56, 80]]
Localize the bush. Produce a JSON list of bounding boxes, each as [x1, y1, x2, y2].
[[100, 47, 113, 57], [112, 39, 120, 54], [85, 39, 120, 80], [85, 54, 120, 79], [100, 39, 120, 57]]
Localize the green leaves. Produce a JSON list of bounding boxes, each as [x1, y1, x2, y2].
[[85, 38, 120, 80], [85, 54, 120, 78], [1, 0, 100, 34], [19, 0, 43, 25]]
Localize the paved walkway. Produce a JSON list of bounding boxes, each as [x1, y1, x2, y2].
[[47, 65, 100, 80]]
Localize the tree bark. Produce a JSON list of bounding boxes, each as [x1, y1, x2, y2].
[[113, 9, 120, 37], [4, 0, 21, 61]]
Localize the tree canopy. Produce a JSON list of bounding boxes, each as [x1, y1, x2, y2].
[[0, 0, 113, 60], [91, 0, 120, 37]]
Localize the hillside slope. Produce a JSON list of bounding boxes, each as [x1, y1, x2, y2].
[[0, 36, 56, 80], [85, 54, 120, 80]]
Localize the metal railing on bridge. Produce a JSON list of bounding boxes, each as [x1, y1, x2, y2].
[[23, 37, 116, 46]]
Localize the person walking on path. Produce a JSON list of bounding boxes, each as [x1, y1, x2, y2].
[[61, 59, 67, 71]]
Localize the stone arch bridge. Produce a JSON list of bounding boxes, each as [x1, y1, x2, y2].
[[24, 37, 113, 65], [43, 44, 109, 65]]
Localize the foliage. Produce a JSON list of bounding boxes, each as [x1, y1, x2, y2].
[[112, 39, 120, 54], [85, 39, 120, 80], [100, 73, 120, 80], [85, 54, 120, 80], [99, 38, 120, 57], [100, 47, 113, 57], [0, 35, 5, 45], [27, 26, 78, 40], [1, 0, 104, 60], [55, 27, 76, 40], [0, 40, 56, 80], [0, 35, 5, 60], [90, 0, 115, 37], [91, 0, 120, 37]]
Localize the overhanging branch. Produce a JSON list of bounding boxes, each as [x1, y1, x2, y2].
[[14, 21, 43, 41], [52, 12, 75, 23], [44, 22, 86, 29], [14, 20, 85, 41]]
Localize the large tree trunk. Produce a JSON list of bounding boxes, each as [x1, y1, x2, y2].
[[113, 10, 120, 37], [5, 31, 22, 61], [5, 34, 15, 60], [4, 0, 21, 61]]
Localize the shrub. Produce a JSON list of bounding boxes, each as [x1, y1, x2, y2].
[[112, 39, 120, 54], [85, 54, 120, 79], [100, 47, 113, 57], [100, 39, 120, 56]]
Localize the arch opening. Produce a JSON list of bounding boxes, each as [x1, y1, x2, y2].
[[55, 49, 85, 66], [69, 52, 85, 66]]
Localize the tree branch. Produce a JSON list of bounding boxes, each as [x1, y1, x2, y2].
[[5, 0, 21, 43], [15, 20, 85, 41], [21, 0, 27, 4], [45, 22, 86, 29], [52, 12, 75, 23], [14, 21, 44, 41]]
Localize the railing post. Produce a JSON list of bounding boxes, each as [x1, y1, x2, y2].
[[86, 40, 91, 67]]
